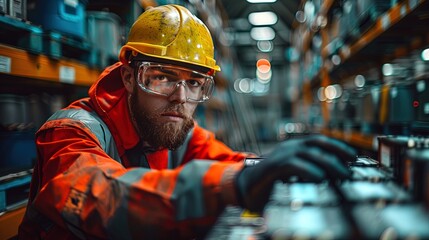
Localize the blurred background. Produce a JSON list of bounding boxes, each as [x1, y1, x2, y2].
[[1, 0, 429, 239]]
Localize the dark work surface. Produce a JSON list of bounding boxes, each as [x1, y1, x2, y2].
[[206, 157, 429, 240]]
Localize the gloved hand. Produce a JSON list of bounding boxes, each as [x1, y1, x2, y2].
[[235, 134, 356, 213]]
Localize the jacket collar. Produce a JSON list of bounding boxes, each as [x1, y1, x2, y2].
[[88, 62, 140, 154]]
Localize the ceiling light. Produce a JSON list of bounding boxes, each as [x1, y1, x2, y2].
[[317, 87, 326, 101], [295, 10, 306, 23], [256, 58, 271, 73], [304, 1, 315, 15], [422, 48, 429, 61], [247, 0, 276, 3], [248, 11, 278, 26], [354, 75, 366, 88], [382, 63, 393, 76], [331, 54, 341, 65], [256, 68, 272, 83], [250, 27, 275, 41], [253, 80, 270, 95], [257, 40, 273, 52], [234, 78, 254, 93], [325, 85, 337, 100]]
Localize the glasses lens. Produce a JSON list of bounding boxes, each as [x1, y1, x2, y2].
[[137, 62, 214, 102]]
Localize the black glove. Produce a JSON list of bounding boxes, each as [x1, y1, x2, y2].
[[235, 134, 356, 213]]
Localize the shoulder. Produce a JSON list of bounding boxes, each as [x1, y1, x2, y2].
[[191, 122, 215, 142]]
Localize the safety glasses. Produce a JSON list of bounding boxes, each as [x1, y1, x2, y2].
[[134, 61, 215, 102]]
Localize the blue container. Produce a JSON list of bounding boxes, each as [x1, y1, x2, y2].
[[27, 0, 87, 39], [0, 131, 36, 170]]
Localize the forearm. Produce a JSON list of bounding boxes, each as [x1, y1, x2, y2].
[[33, 127, 244, 239]]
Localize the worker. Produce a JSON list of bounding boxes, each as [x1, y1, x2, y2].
[[18, 4, 356, 239]]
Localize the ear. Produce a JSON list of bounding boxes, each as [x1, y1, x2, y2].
[[121, 64, 135, 94]]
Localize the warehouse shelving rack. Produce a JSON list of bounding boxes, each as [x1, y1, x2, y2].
[[0, 15, 101, 86], [0, 13, 102, 239], [293, 0, 429, 153]]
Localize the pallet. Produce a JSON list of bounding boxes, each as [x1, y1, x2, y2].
[[41, 31, 91, 61], [0, 15, 43, 54], [0, 15, 117, 70], [0, 169, 32, 213], [42, 31, 118, 69]]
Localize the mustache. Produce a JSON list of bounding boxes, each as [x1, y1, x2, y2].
[[163, 104, 184, 112], [158, 104, 191, 119]]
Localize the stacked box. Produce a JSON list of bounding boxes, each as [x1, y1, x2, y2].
[[9, 0, 26, 20], [0, 0, 7, 15], [27, 0, 87, 39]]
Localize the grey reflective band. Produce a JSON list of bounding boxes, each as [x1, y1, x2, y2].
[[48, 109, 121, 163], [172, 160, 215, 220], [107, 168, 152, 239]]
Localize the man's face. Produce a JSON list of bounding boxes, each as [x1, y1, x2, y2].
[[129, 66, 198, 150]]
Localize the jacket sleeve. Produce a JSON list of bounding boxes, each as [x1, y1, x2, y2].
[[183, 124, 256, 163], [31, 118, 244, 239]]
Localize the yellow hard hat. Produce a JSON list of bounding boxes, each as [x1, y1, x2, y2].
[[119, 4, 220, 73]]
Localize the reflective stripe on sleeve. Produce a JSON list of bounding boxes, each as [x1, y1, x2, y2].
[[172, 160, 214, 220], [107, 168, 151, 239]]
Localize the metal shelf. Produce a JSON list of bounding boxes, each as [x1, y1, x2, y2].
[[0, 43, 100, 86], [0, 15, 101, 86], [327, 0, 429, 82], [321, 128, 378, 151], [0, 206, 26, 239], [298, 0, 429, 149]]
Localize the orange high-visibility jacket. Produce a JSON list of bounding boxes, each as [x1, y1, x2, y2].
[[18, 62, 249, 239]]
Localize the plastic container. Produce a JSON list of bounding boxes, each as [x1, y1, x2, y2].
[[0, 0, 8, 15], [404, 148, 429, 207], [86, 11, 122, 58], [9, 0, 26, 20], [0, 94, 28, 129], [86, 11, 122, 67], [378, 135, 415, 182], [0, 131, 36, 170], [27, 0, 87, 39]]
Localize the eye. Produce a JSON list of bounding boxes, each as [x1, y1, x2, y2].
[[154, 74, 169, 81], [147, 74, 170, 83], [187, 79, 203, 87]]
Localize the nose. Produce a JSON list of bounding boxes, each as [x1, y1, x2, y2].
[[168, 81, 187, 103]]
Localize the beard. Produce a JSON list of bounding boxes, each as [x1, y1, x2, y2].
[[129, 89, 194, 150]]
